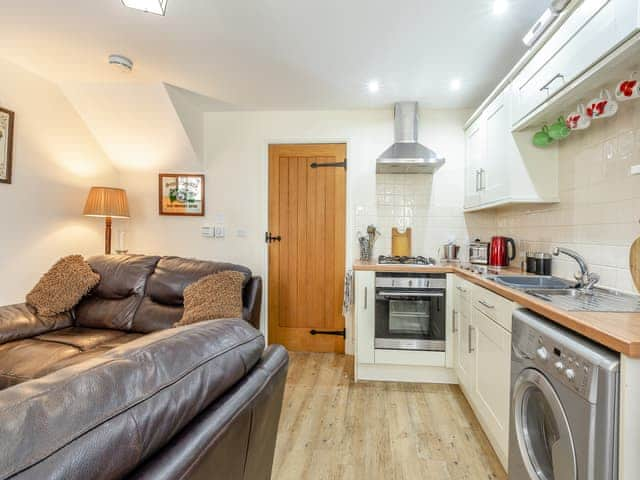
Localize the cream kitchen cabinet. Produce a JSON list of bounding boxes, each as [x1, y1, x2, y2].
[[453, 279, 516, 469], [471, 304, 512, 468], [354, 270, 375, 365], [464, 86, 559, 212]]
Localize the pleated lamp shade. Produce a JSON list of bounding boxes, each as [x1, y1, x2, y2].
[[83, 187, 130, 219]]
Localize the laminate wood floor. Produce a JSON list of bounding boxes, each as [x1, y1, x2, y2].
[[272, 352, 507, 480]]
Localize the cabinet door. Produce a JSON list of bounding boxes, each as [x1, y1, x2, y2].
[[464, 119, 484, 209], [456, 306, 475, 393], [355, 271, 375, 364], [482, 92, 510, 205], [473, 307, 511, 461]]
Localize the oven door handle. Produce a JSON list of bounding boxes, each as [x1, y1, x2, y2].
[[378, 291, 444, 298]]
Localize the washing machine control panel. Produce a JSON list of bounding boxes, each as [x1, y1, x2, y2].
[[522, 330, 597, 401]]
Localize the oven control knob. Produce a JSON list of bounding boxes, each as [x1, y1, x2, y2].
[[536, 347, 549, 361], [565, 369, 576, 381], [408, 280, 413, 287], [554, 361, 564, 372]]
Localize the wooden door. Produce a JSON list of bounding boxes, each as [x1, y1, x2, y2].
[[268, 144, 347, 353]]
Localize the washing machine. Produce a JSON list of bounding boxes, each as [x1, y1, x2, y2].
[[509, 309, 619, 480]]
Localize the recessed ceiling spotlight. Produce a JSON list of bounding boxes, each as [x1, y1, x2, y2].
[[493, 0, 509, 15], [368, 80, 380, 93], [109, 54, 134, 72], [450, 78, 462, 91], [122, 0, 168, 15]]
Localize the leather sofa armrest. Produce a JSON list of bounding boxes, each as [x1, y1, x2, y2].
[[0, 303, 73, 345], [243, 277, 262, 330]]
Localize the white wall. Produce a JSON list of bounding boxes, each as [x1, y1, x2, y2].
[[120, 108, 477, 337], [0, 58, 119, 305]]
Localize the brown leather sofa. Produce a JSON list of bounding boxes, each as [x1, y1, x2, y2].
[[0, 255, 288, 480]]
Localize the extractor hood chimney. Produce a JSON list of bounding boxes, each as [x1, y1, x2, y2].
[[376, 102, 445, 174]]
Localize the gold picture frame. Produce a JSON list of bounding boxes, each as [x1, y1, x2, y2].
[[0, 107, 15, 184]]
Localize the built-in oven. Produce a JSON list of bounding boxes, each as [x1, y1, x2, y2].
[[374, 273, 446, 352]]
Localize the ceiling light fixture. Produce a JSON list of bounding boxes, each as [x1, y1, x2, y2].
[[492, 0, 509, 15], [368, 80, 380, 93], [121, 0, 168, 15], [450, 78, 462, 91]]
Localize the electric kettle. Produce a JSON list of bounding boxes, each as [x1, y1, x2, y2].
[[489, 236, 516, 267]]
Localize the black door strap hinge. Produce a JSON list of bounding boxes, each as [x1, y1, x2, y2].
[[310, 159, 347, 170], [309, 329, 346, 338]]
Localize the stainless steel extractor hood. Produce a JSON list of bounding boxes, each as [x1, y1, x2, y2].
[[376, 102, 445, 174]]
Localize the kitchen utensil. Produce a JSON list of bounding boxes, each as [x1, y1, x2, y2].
[[533, 125, 554, 147], [587, 89, 618, 119], [439, 243, 460, 260], [616, 74, 640, 101], [392, 227, 412, 257], [566, 104, 591, 130], [526, 252, 553, 276], [548, 116, 571, 140], [358, 234, 371, 261], [631, 237, 640, 293], [489, 236, 517, 267]]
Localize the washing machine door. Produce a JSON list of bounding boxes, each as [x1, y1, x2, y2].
[[513, 368, 577, 480]]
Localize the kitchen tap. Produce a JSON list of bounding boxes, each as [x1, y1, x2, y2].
[[552, 247, 600, 290]]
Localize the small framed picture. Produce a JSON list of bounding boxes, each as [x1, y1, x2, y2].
[[0, 107, 15, 184], [159, 173, 205, 216]]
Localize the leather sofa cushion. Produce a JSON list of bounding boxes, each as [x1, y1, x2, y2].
[[0, 319, 264, 480], [35, 328, 127, 351], [0, 340, 80, 390], [0, 329, 145, 390], [0, 304, 72, 346], [75, 255, 160, 330], [131, 257, 251, 333]]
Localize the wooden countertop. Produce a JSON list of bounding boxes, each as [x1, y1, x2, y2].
[[353, 261, 640, 358]]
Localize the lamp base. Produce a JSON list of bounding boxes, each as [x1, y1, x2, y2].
[[105, 217, 112, 255]]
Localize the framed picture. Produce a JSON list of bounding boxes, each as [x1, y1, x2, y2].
[[0, 108, 14, 184], [159, 173, 205, 216]]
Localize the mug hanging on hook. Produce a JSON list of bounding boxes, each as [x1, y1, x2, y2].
[[616, 71, 640, 101]]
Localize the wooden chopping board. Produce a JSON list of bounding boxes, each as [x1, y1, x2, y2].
[[631, 237, 640, 293], [392, 227, 412, 257]]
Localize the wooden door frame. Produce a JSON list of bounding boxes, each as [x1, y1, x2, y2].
[[262, 139, 351, 348]]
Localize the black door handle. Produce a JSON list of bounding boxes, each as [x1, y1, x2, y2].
[[265, 232, 282, 243]]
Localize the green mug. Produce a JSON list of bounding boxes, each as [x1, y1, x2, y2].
[[548, 116, 571, 140], [533, 125, 554, 147]]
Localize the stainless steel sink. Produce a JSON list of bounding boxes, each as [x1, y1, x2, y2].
[[491, 275, 576, 290], [526, 288, 640, 313]]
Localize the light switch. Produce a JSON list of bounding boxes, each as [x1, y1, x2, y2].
[[631, 164, 640, 176], [201, 225, 215, 238], [214, 224, 225, 238]]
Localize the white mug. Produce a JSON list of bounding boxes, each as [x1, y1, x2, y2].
[[615, 78, 640, 101], [587, 89, 618, 119], [566, 104, 591, 130]]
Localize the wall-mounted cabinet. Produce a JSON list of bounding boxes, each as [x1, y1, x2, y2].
[[512, 0, 640, 127], [464, 87, 559, 212]]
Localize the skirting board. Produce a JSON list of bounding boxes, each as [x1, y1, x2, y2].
[[356, 363, 458, 384]]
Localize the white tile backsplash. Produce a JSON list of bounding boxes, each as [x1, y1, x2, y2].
[[491, 99, 640, 293]]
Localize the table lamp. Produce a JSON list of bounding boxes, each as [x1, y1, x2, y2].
[[83, 187, 130, 254]]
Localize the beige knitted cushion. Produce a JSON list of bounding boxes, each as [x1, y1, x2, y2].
[[176, 270, 245, 327], [26, 255, 100, 316]]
